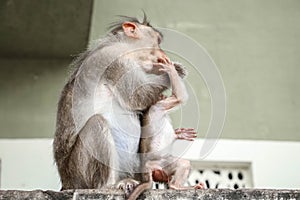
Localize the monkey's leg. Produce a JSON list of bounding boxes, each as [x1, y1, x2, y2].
[[166, 157, 204, 190], [67, 114, 118, 189]]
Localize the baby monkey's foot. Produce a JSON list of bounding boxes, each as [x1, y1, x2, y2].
[[194, 182, 205, 189]]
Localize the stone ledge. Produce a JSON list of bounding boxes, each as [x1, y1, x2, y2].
[[0, 189, 300, 200]]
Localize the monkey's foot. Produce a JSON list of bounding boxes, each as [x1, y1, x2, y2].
[[116, 178, 140, 198], [194, 182, 205, 189]]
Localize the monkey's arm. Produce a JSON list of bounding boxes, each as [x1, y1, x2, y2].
[[159, 62, 188, 104]]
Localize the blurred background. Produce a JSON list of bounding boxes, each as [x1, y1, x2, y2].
[[0, 0, 299, 190]]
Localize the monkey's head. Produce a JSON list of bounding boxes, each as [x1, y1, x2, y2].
[[109, 15, 173, 75], [103, 14, 186, 110]]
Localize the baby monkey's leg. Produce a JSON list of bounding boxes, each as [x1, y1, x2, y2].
[[128, 160, 163, 200], [164, 157, 205, 190]]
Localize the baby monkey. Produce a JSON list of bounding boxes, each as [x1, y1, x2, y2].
[[128, 61, 204, 200]]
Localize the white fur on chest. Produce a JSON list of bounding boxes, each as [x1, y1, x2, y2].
[[94, 83, 141, 153]]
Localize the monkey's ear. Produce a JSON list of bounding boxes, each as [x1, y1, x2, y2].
[[122, 22, 139, 39]]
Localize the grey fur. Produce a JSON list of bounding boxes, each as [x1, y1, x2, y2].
[[53, 16, 186, 192]]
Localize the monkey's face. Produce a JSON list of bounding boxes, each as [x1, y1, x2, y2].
[[122, 22, 170, 75]]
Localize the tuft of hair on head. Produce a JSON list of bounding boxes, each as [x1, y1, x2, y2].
[[108, 12, 156, 35]]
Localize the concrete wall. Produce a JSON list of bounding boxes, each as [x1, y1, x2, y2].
[[1, 188, 300, 200]]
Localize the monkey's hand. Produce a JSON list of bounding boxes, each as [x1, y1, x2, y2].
[[157, 62, 178, 75], [175, 128, 197, 141]]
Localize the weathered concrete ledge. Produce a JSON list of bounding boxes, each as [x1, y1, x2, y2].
[[0, 189, 300, 200]]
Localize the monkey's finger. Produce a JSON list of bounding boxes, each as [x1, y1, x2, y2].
[[157, 57, 168, 64], [194, 182, 205, 189], [185, 131, 197, 135], [159, 94, 167, 100], [181, 128, 195, 131], [152, 62, 166, 69], [184, 133, 197, 138], [181, 130, 197, 133], [183, 137, 195, 141], [158, 94, 163, 100], [175, 128, 196, 134], [176, 128, 195, 132], [183, 138, 194, 141], [186, 132, 197, 136], [184, 132, 197, 136], [161, 54, 172, 64], [165, 56, 171, 64], [186, 135, 197, 139], [176, 128, 194, 131], [181, 130, 196, 134], [158, 68, 168, 72], [176, 134, 195, 141]]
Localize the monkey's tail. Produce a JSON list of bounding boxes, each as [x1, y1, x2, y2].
[[127, 181, 153, 200]]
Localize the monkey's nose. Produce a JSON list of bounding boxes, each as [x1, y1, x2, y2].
[[156, 49, 171, 64]]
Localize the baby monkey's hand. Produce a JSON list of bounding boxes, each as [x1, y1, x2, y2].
[[175, 128, 197, 141], [158, 62, 177, 75]]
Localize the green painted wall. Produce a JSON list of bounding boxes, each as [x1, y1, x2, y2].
[[90, 0, 300, 141], [0, 59, 69, 138], [0, 0, 93, 58], [0, 0, 299, 141], [0, 0, 92, 138]]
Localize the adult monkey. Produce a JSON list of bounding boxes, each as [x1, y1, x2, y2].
[[53, 15, 191, 195]]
